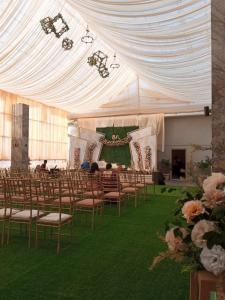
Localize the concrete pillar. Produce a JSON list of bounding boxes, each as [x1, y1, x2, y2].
[[211, 0, 225, 172], [11, 103, 29, 170]]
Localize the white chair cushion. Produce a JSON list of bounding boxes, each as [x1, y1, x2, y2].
[[38, 213, 72, 224], [12, 209, 44, 220], [0, 208, 20, 218]]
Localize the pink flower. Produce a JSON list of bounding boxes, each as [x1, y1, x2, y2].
[[203, 173, 225, 193], [165, 227, 188, 252], [204, 189, 225, 208], [182, 200, 205, 222]]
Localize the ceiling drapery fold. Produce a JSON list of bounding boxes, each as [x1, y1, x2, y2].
[[0, 0, 211, 117]]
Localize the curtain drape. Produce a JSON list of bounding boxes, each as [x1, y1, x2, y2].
[[0, 0, 135, 116], [77, 113, 165, 151], [69, 0, 211, 106], [0, 90, 68, 160], [0, 0, 211, 117]]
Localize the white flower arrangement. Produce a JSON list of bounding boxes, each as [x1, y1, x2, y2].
[[200, 245, 225, 276], [150, 173, 225, 277]]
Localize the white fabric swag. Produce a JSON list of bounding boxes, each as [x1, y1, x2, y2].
[[0, 0, 211, 117], [77, 113, 164, 151]]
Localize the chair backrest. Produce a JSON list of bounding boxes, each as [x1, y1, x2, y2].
[[40, 179, 58, 203], [6, 178, 33, 217], [101, 172, 119, 193], [0, 178, 7, 215]]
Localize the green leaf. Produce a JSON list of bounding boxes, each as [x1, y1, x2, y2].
[[173, 227, 183, 238], [203, 231, 223, 249]]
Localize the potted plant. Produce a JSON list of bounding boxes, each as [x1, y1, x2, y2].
[[193, 156, 212, 186], [159, 159, 171, 180]]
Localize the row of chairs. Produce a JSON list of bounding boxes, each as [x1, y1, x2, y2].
[[0, 171, 152, 253]]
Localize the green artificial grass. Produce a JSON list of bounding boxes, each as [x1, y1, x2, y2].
[[0, 185, 198, 300]]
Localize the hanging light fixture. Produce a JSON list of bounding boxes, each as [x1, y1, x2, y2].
[[81, 26, 94, 44], [98, 64, 110, 78], [62, 38, 73, 50], [110, 53, 120, 69], [40, 17, 54, 35], [87, 50, 109, 78], [40, 13, 69, 38]]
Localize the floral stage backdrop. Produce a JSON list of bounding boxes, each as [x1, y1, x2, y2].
[[97, 126, 138, 166]]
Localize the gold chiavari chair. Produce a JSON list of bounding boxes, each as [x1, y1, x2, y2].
[[121, 171, 139, 208], [36, 179, 73, 254], [0, 179, 20, 245], [102, 172, 126, 216], [119, 171, 131, 189], [6, 178, 44, 247], [136, 172, 148, 200], [83, 173, 104, 199], [75, 174, 104, 230], [53, 177, 78, 214]]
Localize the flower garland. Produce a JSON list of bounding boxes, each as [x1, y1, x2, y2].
[[145, 146, 152, 172], [150, 173, 225, 286], [74, 147, 80, 169], [133, 141, 143, 171], [85, 142, 97, 163], [99, 135, 131, 147]]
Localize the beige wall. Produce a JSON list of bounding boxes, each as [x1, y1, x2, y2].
[[158, 115, 212, 176]]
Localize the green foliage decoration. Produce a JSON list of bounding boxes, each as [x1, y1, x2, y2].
[[97, 126, 138, 166]]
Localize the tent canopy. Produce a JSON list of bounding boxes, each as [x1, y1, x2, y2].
[[0, 0, 211, 118]]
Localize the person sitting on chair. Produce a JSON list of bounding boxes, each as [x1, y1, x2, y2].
[[103, 163, 114, 177], [81, 161, 90, 171], [40, 160, 48, 172], [89, 162, 99, 174]]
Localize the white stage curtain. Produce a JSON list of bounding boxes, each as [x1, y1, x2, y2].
[[0, 1, 211, 117], [77, 113, 164, 151], [68, 136, 87, 168], [0, 90, 68, 160], [79, 128, 104, 162], [129, 129, 157, 171]]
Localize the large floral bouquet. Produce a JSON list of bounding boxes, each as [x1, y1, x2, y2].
[[150, 173, 225, 277]]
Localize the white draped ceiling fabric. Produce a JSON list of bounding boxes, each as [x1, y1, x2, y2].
[[0, 0, 211, 118]]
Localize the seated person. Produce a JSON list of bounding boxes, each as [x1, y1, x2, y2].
[[89, 162, 99, 174], [103, 163, 114, 177], [40, 160, 48, 172], [81, 161, 90, 171]]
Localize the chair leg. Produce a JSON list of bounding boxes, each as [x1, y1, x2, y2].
[[57, 226, 61, 255], [1, 221, 5, 246], [118, 201, 121, 217], [91, 209, 95, 230], [28, 223, 31, 248], [7, 220, 10, 245], [70, 220, 73, 240], [101, 205, 104, 224], [35, 224, 38, 248]]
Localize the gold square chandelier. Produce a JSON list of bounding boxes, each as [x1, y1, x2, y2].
[[40, 13, 69, 38]]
